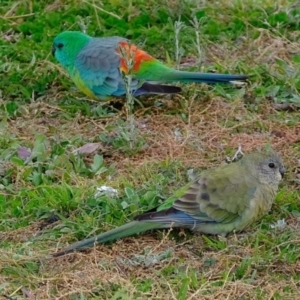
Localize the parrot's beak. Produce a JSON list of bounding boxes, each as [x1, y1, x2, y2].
[[51, 44, 56, 56], [280, 166, 286, 178]]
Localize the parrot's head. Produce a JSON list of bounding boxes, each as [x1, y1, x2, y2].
[[243, 149, 285, 187], [52, 31, 91, 68]]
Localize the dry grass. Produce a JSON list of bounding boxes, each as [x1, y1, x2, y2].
[[6, 93, 300, 174], [1, 94, 300, 299]]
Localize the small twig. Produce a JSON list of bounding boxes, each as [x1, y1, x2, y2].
[[83, 0, 121, 19], [190, 16, 203, 67], [4, 2, 20, 17], [1, 13, 35, 19], [226, 145, 244, 162], [272, 103, 298, 111], [148, 227, 174, 255]]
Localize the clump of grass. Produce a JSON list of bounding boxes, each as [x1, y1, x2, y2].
[[118, 42, 137, 125], [190, 16, 204, 67], [172, 17, 187, 69]]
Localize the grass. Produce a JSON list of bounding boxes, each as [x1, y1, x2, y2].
[[1, 0, 300, 299]]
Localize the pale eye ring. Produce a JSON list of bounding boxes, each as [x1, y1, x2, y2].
[[268, 162, 275, 168]]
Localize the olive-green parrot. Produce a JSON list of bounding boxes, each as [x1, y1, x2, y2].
[[53, 149, 285, 257]]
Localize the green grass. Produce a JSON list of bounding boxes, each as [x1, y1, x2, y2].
[[1, 0, 300, 299]]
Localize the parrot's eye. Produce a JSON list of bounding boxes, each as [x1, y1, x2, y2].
[[268, 162, 275, 168], [57, 43, 64, 49]]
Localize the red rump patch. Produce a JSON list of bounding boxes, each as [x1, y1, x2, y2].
[[117, 41, 155, 73]]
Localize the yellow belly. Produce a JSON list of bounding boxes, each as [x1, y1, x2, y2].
[[70, 70, 112, 101], [72, 72, 97, 99]]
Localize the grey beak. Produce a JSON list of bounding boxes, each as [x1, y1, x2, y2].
[[280, 166, 286, 178]]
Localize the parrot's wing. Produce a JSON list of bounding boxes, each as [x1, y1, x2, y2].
[[173, 164, 256, 224], [74, 37, 139, 97], [135, 163, 257, 226]]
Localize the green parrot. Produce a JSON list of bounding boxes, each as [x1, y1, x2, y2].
[[52, 31, 248, 101], [53, 149, 285, 257]]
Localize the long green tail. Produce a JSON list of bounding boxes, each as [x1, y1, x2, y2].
[[165, 70, 248, 84], [136, 60, 248, 84], [52, 221, 164, 257]]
